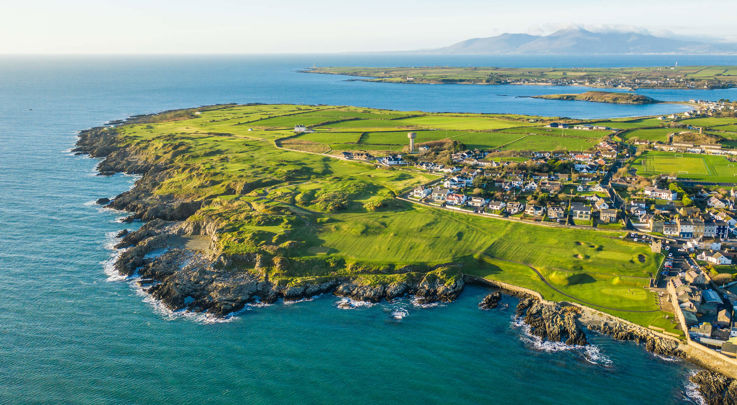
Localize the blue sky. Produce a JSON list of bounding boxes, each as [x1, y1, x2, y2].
[[2, 0, 736, 53]]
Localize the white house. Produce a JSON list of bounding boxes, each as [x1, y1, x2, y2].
[[644, 187, 677, 201], [411, 187, 431, 199], [698, 251, 733, 265], [488, 200, 506, 211], [445, 193, 468, 206], [468, 197, 487, 207]]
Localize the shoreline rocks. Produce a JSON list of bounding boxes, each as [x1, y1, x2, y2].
[[690, 370, 737, 405], [515, 297, 588, 346], [478, 291, 502, 310], [583, 316, 684, 358]]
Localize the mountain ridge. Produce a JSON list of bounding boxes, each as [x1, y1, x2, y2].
[[426, 28, 737, 55]]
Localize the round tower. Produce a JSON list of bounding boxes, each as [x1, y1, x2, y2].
[[408, 132, 416, 153]]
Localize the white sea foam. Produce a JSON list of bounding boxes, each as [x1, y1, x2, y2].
[[389, 307, 409, 320], [102, 231, 126, 281], [132, 284, 235, 324], [684, 371, 707, 405], [582, 345, 613, 367], [653, 353, 682, 363], [335, 297, 374, 309], [284, 295, 321, 306], [512, 317, 613, 367], [410, 296, 445, 309]]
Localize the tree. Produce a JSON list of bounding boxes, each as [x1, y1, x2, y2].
[[682, 195, 693, 207]]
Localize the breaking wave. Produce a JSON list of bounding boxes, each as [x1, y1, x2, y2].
[[512, 317, 613, 367], [684, 371, 706, 405]]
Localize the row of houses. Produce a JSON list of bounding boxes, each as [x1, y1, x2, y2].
[[667, 269, 737, 352], [646, 217, 729, 239], [411, 186, 617, 223]]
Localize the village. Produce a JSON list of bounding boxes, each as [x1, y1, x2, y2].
[[335, 109, 737, 359]]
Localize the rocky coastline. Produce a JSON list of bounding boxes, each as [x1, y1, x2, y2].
[[77, 118, 732, 401], [75, 123, 465, 316], [690, 370, 737, 405]]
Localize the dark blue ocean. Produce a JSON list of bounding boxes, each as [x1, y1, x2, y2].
[[2, 55, 737, 404]]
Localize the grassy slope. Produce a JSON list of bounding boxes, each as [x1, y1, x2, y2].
[[115, 104, 679, 333]]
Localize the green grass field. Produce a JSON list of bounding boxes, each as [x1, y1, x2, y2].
[[112, 103, 679, 333], [622, 128, 674, 143], [634, 151, 737, 182]]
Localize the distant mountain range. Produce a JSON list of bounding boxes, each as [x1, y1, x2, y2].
[[425, 28, 737, 55]]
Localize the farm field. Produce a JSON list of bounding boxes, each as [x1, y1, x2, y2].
[[108, 103, 677, 332], [223, 106, 615, 153], [392, 114, 536, 130], [621, 128, 674, 142], [634, 151, 737, 182], [587, 118, 666, 129]]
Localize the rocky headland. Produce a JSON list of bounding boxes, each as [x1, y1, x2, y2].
[[74, 122, 465, 316], [76, 107, 735, 401]]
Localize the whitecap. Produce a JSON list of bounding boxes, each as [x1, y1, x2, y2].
[[582, 345, 613, 367], [335, 297, 374, 309], [511, 316, 612, 367], [284, 295, 320, 305], [684, 371, 707, 405], [389, 307, 409, 320], [653, 353, 681, 363], [132, 284, 235, 324], [410, 296, 445, 309]]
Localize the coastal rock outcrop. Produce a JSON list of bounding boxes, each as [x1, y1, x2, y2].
[[585, 318, 683, 358], [690, 370, 737, 405], [478, 291, 502, 310], [414, 268, 465, 304], [516, 297, 587, 346]]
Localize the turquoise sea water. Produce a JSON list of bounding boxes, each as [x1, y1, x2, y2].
[[2, 55, 737, 404]]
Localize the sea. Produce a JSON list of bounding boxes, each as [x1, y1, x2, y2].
[[2, 54, 737, 404]]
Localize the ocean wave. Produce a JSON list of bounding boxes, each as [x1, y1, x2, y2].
[[132, 285, 236, 324], [335, 297, 375, 310], [684, 371, 706, 405], [582, 345, 613, 367], [100, 229, 232, 323], [653, 353, 682, 363], [389, 307, 409, 320], [511, 317, 613, 367], [102, 231, 126, 281], [410, 297, 446, 309], [284, 295, 321, 306]]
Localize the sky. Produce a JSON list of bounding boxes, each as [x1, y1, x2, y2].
[[2, 0, 737, 54]]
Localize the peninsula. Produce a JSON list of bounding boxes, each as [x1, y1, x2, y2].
[[76, 103, 737, 394], [305, 66, 737, 89], [533, 91, 659, 104]]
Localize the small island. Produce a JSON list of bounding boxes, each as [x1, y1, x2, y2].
[[533, 91, 659, 104]]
